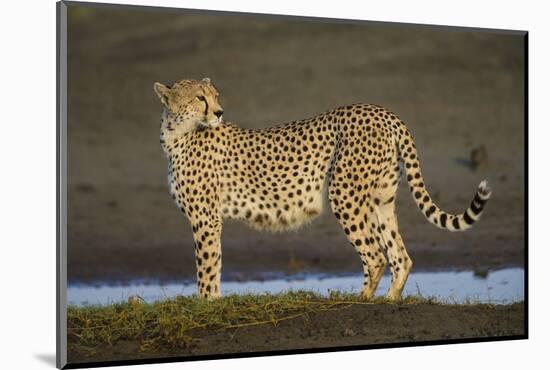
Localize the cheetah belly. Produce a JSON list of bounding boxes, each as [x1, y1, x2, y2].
[[221, 177, 326, 232]]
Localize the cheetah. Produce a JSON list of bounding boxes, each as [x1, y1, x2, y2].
[[154, 78, 492, 300]]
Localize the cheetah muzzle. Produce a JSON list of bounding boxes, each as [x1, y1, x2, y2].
[[154, 78, 492, 300]]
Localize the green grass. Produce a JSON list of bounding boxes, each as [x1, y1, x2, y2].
[[68, 290, 442, 352]]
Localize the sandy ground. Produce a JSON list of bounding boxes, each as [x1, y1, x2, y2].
[[66, 6, 525, 284], [67, 302, 525, 364]]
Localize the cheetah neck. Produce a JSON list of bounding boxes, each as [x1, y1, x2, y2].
[[159, 109, 202, 156], [160, 130, 192, 158]]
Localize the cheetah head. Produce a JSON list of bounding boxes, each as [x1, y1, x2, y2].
[[154, 77, 224, 134]]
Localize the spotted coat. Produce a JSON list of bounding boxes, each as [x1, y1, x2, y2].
[[155, 78, 492, 300]]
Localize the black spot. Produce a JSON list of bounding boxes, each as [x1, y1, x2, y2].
[[425, 205, 436, 218], [440, 213, 447, 228], [471, 201, 482, 215], [452, 217, 461, 230], [463, 211, 475, 225]]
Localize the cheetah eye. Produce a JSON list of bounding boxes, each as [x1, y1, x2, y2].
[[197, 96, 206, 102]]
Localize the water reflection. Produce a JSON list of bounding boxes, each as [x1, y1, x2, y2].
[[68, 268, 524, 306]]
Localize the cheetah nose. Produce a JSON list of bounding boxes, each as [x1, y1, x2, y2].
[[214, 109, 224, 118]]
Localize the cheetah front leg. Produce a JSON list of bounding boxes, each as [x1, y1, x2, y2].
[[190, 216, 223, 299]]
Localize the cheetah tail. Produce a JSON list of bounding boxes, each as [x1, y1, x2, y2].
[[397, 128, 492, 232]]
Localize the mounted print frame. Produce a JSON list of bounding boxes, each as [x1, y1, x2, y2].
[[57, 1, 528, 368]]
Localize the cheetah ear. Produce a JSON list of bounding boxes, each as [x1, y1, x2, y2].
[[154, 82, 171, 106], [201, 77, 211, 84]]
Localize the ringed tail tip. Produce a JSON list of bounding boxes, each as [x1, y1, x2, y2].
[[478, 180, 492, 200]]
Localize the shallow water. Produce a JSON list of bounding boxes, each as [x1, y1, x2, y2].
[[68, 268, 524, 306]]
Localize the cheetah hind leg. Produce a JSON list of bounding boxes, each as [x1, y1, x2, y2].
[[373, 201, 413, 301], [355, 217, 388, 300], [341, 222, 383, 300], [327, 164, 387, 300], [363, 219, 388, 299], [329, 209, 387, 300]]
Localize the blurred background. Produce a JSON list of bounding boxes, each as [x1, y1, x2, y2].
[[67, 4, 525, 284]]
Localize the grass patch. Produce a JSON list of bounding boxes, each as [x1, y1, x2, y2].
[[67, 290, 442, 352]]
